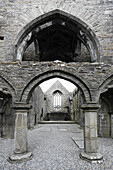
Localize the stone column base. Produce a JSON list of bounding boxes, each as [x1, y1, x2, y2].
[[8, 152, 33, 163], [80, 151, 103, 163]]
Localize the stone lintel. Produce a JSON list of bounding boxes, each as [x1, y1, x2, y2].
[[12, 102, 32, 110], [81, 103, 100, 111], [80, 151, 103, 163]]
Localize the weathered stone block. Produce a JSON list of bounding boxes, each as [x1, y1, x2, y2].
[[15, 127, 27, 153], [17, 114, 22, 127], [85, 138, 98, 153]]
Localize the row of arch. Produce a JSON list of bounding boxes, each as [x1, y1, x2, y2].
[[1, 68, 113, 104], [0, 9, 112, 104]]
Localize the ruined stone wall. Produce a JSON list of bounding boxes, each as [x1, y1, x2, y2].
[[0, 0, 113, 63], [98, 98, 111, 137], [36, 86, 46, 122], [70, 89, 84, 126], [71, 89, 79, 122], [2, 98, 14, 138], [0, 0, 113, 139], [45, 81, 71, 115], [28, 86, 46, 128], [0, 61, 113, 102], [0, 61, 113, 137]]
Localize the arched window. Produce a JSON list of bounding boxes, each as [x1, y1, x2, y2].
[[53, 91, 62, 110]]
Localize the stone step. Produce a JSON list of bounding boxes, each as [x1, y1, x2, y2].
[[71, 137, 84, 149], [38, 121, 76, 124]]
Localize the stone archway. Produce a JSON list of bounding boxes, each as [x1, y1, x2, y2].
[[0, 75, 16, 100], [0, 75, 16, 138], [8, 9, 103, 163], [9, 66, 103, 163], [20, 67, 91, 103], [98, 75, 113, 139], [14, 9, 102, 62], [21, 68, 91, 128], [99, 74, 113, 95]]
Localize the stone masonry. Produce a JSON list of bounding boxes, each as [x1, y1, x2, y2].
[[0, 0, 113, 163], [45, 80, 72, 121]]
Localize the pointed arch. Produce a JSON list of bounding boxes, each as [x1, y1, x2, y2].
[[0, 74, 16, 99], [14, 9, 102, 62], [53, 90, 62, 110], [20, 67, 92, 103], [99, 75, 113, 94]]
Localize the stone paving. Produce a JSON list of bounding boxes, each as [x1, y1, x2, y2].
[[0, 124, 113, 170]]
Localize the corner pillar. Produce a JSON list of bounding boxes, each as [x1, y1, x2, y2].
[[80, 103, 103, 163], [8, 103, 33, 163]]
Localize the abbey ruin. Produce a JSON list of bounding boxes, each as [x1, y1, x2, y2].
[[0, 0, 113, 164]]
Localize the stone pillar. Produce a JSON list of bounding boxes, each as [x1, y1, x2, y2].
[[8, 103, 33, 163], [80, 104, 103, 163], [109, 112, 113, 138]]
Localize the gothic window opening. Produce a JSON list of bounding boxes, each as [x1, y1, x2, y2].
[[53, 91, 62, 111]]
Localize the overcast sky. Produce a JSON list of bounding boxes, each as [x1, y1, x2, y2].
[[40, 78, 77, 92]]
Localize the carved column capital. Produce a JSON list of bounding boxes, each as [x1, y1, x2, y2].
[[81, 103, 100, 111], [12, 102, 32, 110]]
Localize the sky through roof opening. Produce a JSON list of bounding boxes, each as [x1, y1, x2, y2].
[[39, 78, 77, 92]]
